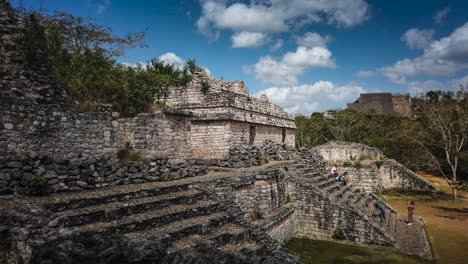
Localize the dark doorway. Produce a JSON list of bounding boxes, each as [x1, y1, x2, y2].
[[282, 128, 286, 143], [249, 125, 256, 145]]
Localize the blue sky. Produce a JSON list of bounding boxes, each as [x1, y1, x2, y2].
[[11, 0, 468, 114]]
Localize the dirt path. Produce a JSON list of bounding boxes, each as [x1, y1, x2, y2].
[[384, 172, 468, 264]]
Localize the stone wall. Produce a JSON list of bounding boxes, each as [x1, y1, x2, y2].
[[191, 120, 295, 159], [118, 110, 193, 158], [0, 98, 193, 160], [191, 120, 231, 159], [314, 142, 383, 162], [0, 152, 208, 195], [291, 181, 392, 245], [380, 160, 436, 192], [333, 162, 382, 193], [0, 0, 67, 105], [392, 95, 412, 117], [316, 142, 436, 193], [347, 93, 411, 116]]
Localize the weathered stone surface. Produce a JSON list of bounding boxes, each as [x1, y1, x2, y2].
[[314, 142, 436, 192]]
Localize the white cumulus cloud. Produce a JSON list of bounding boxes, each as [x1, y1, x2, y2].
[[296, 32, 331, 48], [434, 7, 451, 24], [270, 39, 284, 51], [254, 81, 366, 114], [252, 46, 336, 86], [408, 74, 468, 96], [356, 22, 468, 84], [196, 0, 370, 44], [401, 28, 435, 50], [158, 52, 185, 69], [231, 32, 269, 48]]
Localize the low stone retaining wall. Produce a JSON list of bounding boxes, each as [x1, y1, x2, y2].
[[314, 142, 383, 162], [0, 153, 208, 195]]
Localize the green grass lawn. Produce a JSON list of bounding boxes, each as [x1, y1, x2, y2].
[[284, 238, 430, 264]]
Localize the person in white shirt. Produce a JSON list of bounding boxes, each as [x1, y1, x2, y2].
[[331, 165, 338, 177]]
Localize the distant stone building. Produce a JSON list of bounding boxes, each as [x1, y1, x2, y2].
[[166, 69, 296, 159], [347, 93, 411, 116]]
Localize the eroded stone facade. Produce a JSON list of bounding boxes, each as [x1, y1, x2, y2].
[[347, 93, 411, 116], [315, 142, 436, 193], [166, 69, 296, 159]]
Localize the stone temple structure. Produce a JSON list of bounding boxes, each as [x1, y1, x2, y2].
[[347, 93, 411, 116], [0, 2, 434, 263], [166, 68, 296, 159]]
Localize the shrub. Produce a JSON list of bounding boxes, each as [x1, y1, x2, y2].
[[117, 143, 149, 162], [250, 206, 264, 221], [332, 228, 346, 240], [201, 81, 210, 94], [354, 160, 362, 169], [343, 161, 353, 167], [359, 154, 372, 161], [26, 176, 48, 195], [375, 160, 384, 169]]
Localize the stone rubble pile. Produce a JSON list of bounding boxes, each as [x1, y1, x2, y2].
[[208, 140, 298, 168], [0, 152, 208, 195], [29, 232, 291, 264]]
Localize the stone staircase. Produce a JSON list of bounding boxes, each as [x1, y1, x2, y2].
[[292, 162, 432, 259], [0, 171, 288, 260]]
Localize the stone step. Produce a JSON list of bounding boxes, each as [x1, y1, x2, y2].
[[322, 181, 343, 195], [317, 177, 338, 189], [167, 223, 250, 253], [45, 183, 193, 212], [54, 189, 204, 227], [66, 200, 220, 235], [303, 172, 322, 179], [219, 241, 263, 255], [297, 167, 317, 174], [385, 210, 397, 235], [127, 212, 230, 245]]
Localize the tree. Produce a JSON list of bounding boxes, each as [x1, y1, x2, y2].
[[408, 89, 468, 200], [186, 59, 197, 74]]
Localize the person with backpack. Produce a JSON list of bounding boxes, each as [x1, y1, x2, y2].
[[337, 171, 347, 184]]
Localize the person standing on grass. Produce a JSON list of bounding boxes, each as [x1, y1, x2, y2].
[[406, 201, 415, 225]]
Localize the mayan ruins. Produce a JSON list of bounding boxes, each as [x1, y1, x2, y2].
[[2, 1, 467, 264], [347, 93, 412, 116]]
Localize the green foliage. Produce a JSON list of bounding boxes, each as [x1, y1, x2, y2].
[[332, 228, 346, 240], [359, 154, 372, 161], [26, 176, 48, 195], [201, 81, 210, 95], [343, 161, 353, 167], [186, 59, 197, 74], [375, 160, 384, 169], [20, 13, 48, 69], [17, 9, 196, 117], [294, 102, 468, 180], [354, 160, 362, 169]]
